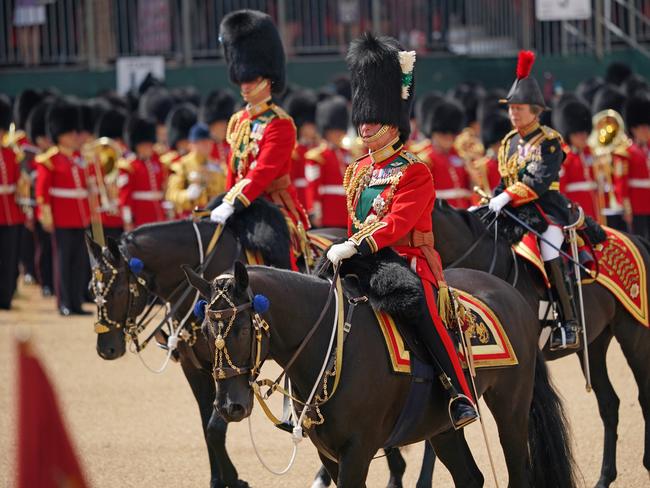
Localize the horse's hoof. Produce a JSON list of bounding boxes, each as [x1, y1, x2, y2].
[[593, 478, 614, 488], [230, 481, 250, 488], [386, 480, 403, 488], [311, 478, 329, 488]]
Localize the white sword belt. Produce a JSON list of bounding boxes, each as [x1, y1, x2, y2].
[[49, 187, 89, 199], [132, 190, 164, 201], [0, 184, 16, 195], [564, 181, 598, 192], [628, 179, 650, 189]]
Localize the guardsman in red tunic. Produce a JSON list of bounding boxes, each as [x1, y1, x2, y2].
[[201, 89, 235, 169], [210, 10, 310, 269], [285, 89, 319, 211], [418, 99, 472, 208], [624, 93, 650, 239], [471, 110, 511, 198], [159, 104, 197, 168], [554, 100, 602, 222], [35, 102, 91, 316], [118, 117, 168, 230], [305, 95, 350, 228], [407, 91, 442, 155], [0, 97, 27, 309], [139, 88, 174, 154], [327, 33, 478, 429]]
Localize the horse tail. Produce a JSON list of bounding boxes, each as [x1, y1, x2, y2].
[[527, 351, 579, 488]]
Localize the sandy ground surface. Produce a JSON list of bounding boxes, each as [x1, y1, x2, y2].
[[1, 282, 648, 488]]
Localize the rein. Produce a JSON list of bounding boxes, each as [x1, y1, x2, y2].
[[447, 212, 498, 269]]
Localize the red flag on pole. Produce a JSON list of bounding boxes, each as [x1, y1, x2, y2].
[[16, 339, 89, 488]]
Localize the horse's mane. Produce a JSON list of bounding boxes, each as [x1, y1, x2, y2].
[[434, 199, 487, 239]]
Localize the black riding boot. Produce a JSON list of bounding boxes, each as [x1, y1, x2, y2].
[[414, 311, 478, 430], [545, 257, 581, 351]]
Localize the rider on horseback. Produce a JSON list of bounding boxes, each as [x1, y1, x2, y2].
[[209, 10, 310, 270], [326, 33, 478, 429], [488, 51, 581, 350]]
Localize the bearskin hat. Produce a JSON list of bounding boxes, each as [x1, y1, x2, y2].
[[605, 62, 633, 87], [26, 100, 52, 143], [46, 101, 81, 143], [219, 10, 286, 94], [166, 103, 197, 150], [124, 116, 157, 151], [502, 51, 547, 108], [415, 91, 443, 137], [139, 88, 174, 125], [622, 74, 650, 98], [316, 95, 349, 135], [95, 108, 127, 139], [285, 89, 317, 130], [575, 77, 605, 106], [13, 89, 43, 130], [331, 74, 352, 102], [591, 85, 626, 115], [624, 93, 650, 129], [0, 95, 12, 132], [480, 111, 512, 148], [346, 33, 416, 143], [429, 98, 464, 135], [552, 100, 592, 139], [201, 89, 236, 125], [449, 82, 486, 125], [476, 89, 507, 123]]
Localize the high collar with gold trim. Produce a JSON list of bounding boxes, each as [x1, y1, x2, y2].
[[518, 120, 541, 140], [369, 136, 403, 165], [246, 97, 272, 119]]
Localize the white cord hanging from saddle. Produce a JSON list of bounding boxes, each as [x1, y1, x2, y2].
[[248, 276, 341, 475], [135, 221, 204, 374]]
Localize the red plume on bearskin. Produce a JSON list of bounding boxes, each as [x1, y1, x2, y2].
[[516, 50, 535, 80]]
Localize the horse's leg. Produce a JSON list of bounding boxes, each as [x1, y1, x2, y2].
[[415, 441, 437, 488], [611, 318, 650, 480], [384, 447, 406, 488], [578, 329, 619, 488], [428, 430, 484, 487], [311, 465, 332, 488], [180, 355, 246, 488], [336, 439, 374, 487], [315, 453, 339, 487]]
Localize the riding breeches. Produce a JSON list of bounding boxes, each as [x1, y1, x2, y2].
[[540, 224, 564, 262]]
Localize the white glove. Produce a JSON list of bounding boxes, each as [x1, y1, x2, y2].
[[326, 240, 357, 266], [186, 184, 203, 201], [210, 202, 235, 224], [488, 192, 512, 214]]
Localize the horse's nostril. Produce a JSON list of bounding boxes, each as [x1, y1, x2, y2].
[[229, 403, 245, 417]]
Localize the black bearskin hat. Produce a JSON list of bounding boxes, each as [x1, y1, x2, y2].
[[124, 116, 157, 151], [139, 88, 174, 126], [502, 51, 547, 109], [166, 103, 197, 150], [26, 100, 52, 143], [95, 108, 127, 140], [480, 111, 512, 148], [0, 95, 12, 132], [624, 93, 650, 129], [285, 90, 317, 130], [14, 89, 43, 130], [219, 10, 286, 94], [552, 100, 592, 140], [346, 33, 416, 143], [449, 82, 486, 125], [605, 62, 633, 87], [429, 98, 464, 135], [46, 101, 81, 143], [201, 89, 236, 125], [622, 74, 650, 98], [591, 85, 626, 115], [576, 77, 605, 106], [415, 91, 443, 138], [316, 95, 349, 135], [331, 75, 352, 102]]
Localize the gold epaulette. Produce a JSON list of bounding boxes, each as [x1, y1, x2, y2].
[[34, 146, 59, 169], [269, 103, 291, 119], [169, 160, 184, 174], [160, 151, 178, 166], [541, 125, 563, 143], [400, 150, 422, 165], [408, 139, 429, 154], [305, 142, 327, 164], [117, 156, 135, 173]]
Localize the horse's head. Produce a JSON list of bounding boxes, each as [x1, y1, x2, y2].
[[85, 234, 151, 360], [184, 261, 270, 422]]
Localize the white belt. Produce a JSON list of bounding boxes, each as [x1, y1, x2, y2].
[[50, 187, 88, 199], [132, 190, 164, 201], [436, 188, 472, 200], [293, 178, 308, 189], [629, 179, 650, 189], [0, 184, 16, 195], [319, 185, 346, 196], [565, 181, 598, 192]]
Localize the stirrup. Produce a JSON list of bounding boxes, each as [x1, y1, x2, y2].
[[448, 394, 479, 431]]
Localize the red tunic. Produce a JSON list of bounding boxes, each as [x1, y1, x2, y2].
[[118, 154, 168, 226], [0, 146, 25, 225], [305, 142, 349, 228], [35, 148, 90, 228], [627, 142, 650, 215], [420, 145, 472, 209], [291, 143, 312, 211], [559, 145, 601, 221], [210, 140, 230, 167]]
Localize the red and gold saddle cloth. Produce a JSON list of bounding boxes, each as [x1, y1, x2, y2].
[[514, 226, 649, 326], [374, 288, 519, 375]]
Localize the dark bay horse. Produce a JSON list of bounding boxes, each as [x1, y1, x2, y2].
[[185, 261, 577, 487], [432, 200, 650, 488]]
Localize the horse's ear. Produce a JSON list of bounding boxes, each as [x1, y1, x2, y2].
[[182, 264, 212, 299], [84, 233, 103, 264], [233, 261, 249, 294], [106, 236, 121, 261]]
